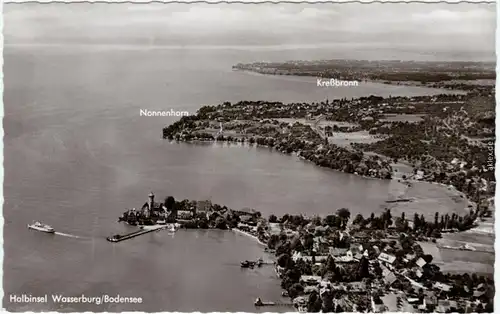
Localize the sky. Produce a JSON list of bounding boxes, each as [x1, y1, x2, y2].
[[4, 3, 496, 59]]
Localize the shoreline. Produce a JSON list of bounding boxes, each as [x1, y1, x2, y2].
[[169, 139, 478, 217], [231, 67, 487, 94], [234, 69, 441, 89], [168, 139, 392, 182], [232, 227, 267, 246]]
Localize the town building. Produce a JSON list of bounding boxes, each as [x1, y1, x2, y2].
[[377, 252, 396, 267]]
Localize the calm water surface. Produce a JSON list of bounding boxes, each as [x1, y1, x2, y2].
[[4, 46, 462, 311]]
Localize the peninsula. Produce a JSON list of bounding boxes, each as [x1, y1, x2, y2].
[[116, 193, 494, 312]]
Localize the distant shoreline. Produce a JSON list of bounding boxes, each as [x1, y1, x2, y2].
[[232, 68, 461, 92]]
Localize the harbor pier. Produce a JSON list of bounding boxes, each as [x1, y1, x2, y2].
[[254, 297, 293, 307], [106, 225, 169, 242]]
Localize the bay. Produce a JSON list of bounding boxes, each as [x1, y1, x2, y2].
[[4, 45, 462, 311]]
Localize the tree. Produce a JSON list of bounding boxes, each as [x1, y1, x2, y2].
[[414, 213, 420, 230], [307, 291, 322, 312], [214, 217, 227, 230], [335, 304, 344, 313], [321, 289, 335, 313], [476, 303, 484, 313], [395, 217, 406, 232], [269, 214, 278, 223], [383, 209, 393, 228], [312, 216, 322, 226], [325, 255, 336, 272], [281, 214, 290, 223], [267, 234, 280, 249], [357, 257, 370, 279], [291, 237, 304, 252], [353, 214, 365, 225], [288, 283, 304, 299], [304, 233, 315, 251], [336, 208, 351, 223], [324, 215, 337, 227], [198, 218, 209, 229], [285, 267, 302, 282], [278, 254, 292, 268], [334, 216, 343, 229], [295, 258, 312, 275], [165, 196, 176, 210], [276, 241, 292, 256], [423, 254, 433, 264]]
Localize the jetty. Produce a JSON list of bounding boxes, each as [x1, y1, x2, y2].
[[385, 198, 413, 203], [254, 298, 292, 307], [106, 225, 169, 243], [241, 258, 275, 268]]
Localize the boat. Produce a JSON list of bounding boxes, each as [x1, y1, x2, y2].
[[169, 224, 177, 232], [241, 260, 256, 268], [28, 221, 55, 233], [256, 257, 264, 267], [459, 243, 476, 251]]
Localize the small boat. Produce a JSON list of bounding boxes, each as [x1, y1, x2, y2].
[[28, 221, 55, 234], [256, 258, 263, 267], [459, 244, 476, 251], [241, 260, 256, 268], [241, 261, 251, 268]]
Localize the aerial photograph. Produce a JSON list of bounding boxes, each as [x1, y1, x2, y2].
[[3, 3, 496, 312]]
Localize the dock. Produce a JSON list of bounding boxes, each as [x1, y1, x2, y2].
[[106, 225, 168, 242], [254, 298, 292, 307], [385, 198, 413, 203]]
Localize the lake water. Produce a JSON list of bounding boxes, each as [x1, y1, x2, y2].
[[3, 45, 465, 311]]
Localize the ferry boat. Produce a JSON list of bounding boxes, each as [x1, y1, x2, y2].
[[28, 221, 55, 233]]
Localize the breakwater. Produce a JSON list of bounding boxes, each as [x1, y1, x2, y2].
[[106, 225, 167, 243]]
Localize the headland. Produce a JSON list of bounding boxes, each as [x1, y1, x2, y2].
[[115, 192, 494, 312]]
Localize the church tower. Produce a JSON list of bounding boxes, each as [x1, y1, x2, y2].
[[148, 192, 155, 215]]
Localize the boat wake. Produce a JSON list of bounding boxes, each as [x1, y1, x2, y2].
[[54, 232, 85, 239]]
